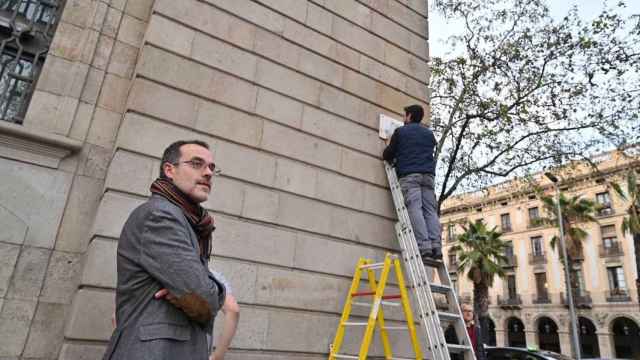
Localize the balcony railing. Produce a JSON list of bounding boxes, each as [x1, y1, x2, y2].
[[501, 254, 518, 268], [532, 293, 552, 304], [606, 288, 631, 302], [527, 218, 543, 229], [561, 291, 592, 308], [501, 224, 513, 233], [529, 252, 547, 265], [498, 294, 522, 309], [599, 243, 624, 258], [597, 206, 614, 217]]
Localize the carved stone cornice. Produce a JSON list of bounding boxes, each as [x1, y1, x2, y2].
[[0, 121, 82, 168]]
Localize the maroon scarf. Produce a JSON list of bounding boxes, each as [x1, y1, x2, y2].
[[150, 178, 214, 259]]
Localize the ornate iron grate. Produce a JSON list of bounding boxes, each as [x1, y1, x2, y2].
[[0, 0, 63, 124]]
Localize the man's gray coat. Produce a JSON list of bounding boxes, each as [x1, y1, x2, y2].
[[103, 194, 225, 360]]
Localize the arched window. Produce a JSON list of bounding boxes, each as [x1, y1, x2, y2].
[[579, 317, 600, 358], [537, 317, 560, 353], [506, 317, 525, 348], [611, 317, 640, 358]]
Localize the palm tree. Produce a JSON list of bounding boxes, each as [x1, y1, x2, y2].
[[451, 219, 509, 337], [537, 193, 600, 293], [610, 170, 640, 308]]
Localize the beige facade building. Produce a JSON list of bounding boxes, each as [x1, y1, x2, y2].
[[441, 150, 640, 358], [0, 0, 431, 359]]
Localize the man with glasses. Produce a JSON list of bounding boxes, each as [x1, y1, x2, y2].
[[104, 140, 238, 360], [461, 302, 486, 360]]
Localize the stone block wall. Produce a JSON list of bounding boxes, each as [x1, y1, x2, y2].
[[1, 0, 430, 358], [0, 0, 153, 359]]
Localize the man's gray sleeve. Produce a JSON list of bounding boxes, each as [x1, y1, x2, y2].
[[140, 208, 224, 324]]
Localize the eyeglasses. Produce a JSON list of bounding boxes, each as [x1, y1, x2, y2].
[[173, 159, 222, 175]]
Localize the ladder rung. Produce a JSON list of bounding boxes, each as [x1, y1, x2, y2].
[[333, 354, 359, 359], [359, 262, 385, 269], [438, 311, 461, 322], [430, 283, 451, 294], [351, 291, 401, 300], [382, 294, 401, 300], [382, 326, 408, 330], [447, 343, 472, 353], [351, 301, 370, 307], [352, 301, 400, 307], [342, 322, 368, 326], [382, 300, 401, 306]]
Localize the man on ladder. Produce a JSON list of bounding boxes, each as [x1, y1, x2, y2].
[[382, 104, 441, 261], [328, 104, 476, 360]]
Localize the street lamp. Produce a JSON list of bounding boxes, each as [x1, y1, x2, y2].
[[544, 172, 582, 360]]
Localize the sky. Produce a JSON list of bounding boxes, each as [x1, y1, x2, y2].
[[429, 0, 640, 57]]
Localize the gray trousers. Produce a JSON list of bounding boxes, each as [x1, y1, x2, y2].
[[399, 173, 441, 252]]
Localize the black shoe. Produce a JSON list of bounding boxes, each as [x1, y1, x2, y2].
[[420, 249, 433, 260], [431, 249, 443, 261]]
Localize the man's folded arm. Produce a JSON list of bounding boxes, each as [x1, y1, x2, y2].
[[140, 209, 223, 324]]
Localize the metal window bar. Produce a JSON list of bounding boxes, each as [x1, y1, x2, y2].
[[0, 0, 63, 123]]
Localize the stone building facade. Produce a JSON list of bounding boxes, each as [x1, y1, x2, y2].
[[441, 150, 640, 358], [0, 0, 431, 359]]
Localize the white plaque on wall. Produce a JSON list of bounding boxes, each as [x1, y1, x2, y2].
[[378, 114, 403, 140]]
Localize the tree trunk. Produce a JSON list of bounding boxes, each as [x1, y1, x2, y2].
[[473, 282, 490, 346], [634, 232, 640, 310]]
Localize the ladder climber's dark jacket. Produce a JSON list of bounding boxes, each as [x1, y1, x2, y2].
[[383, 122, 437, 178]]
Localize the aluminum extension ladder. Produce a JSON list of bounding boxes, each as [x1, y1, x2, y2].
[[328, 253, 423, 360], [384, 162, 476, 360]]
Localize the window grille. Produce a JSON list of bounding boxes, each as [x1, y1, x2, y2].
[[0, 0, 63, 124]]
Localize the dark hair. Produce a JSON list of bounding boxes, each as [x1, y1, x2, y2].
[[404, 104, 424, 123], [159, 140, 210, 178]]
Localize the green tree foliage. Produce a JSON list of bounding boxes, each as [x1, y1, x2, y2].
[[430, 0, 640, 209], [536, 192, 599, 291], [450, 220, 508, 324]]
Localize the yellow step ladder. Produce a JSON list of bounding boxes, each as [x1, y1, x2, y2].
[[328, 253, 423, 360]]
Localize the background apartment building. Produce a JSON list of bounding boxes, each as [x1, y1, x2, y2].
[[0, 0, 431, 358], [441, 150, 640, 359]]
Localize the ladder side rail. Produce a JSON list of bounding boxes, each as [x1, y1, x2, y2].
[[399, 201, 474, 360], [396, 224, 450, 360], [387, 163, 450, 359], [398, 225, 451, 360], [395, 225, 435, 355], [435, 264, 477, 360], [358, 256, 393, 360], [366, 265, 393, 359], [329, 258, 368, 360], [386, 162, 475, 360], [387, 163, 449, 359], [393, 257, 424, 360]]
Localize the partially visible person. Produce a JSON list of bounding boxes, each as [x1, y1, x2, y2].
[[207, 271, 239, 360], [461, 302, 486, 360], [104, 140, 226, 360], [383, 104, 441, 260]]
